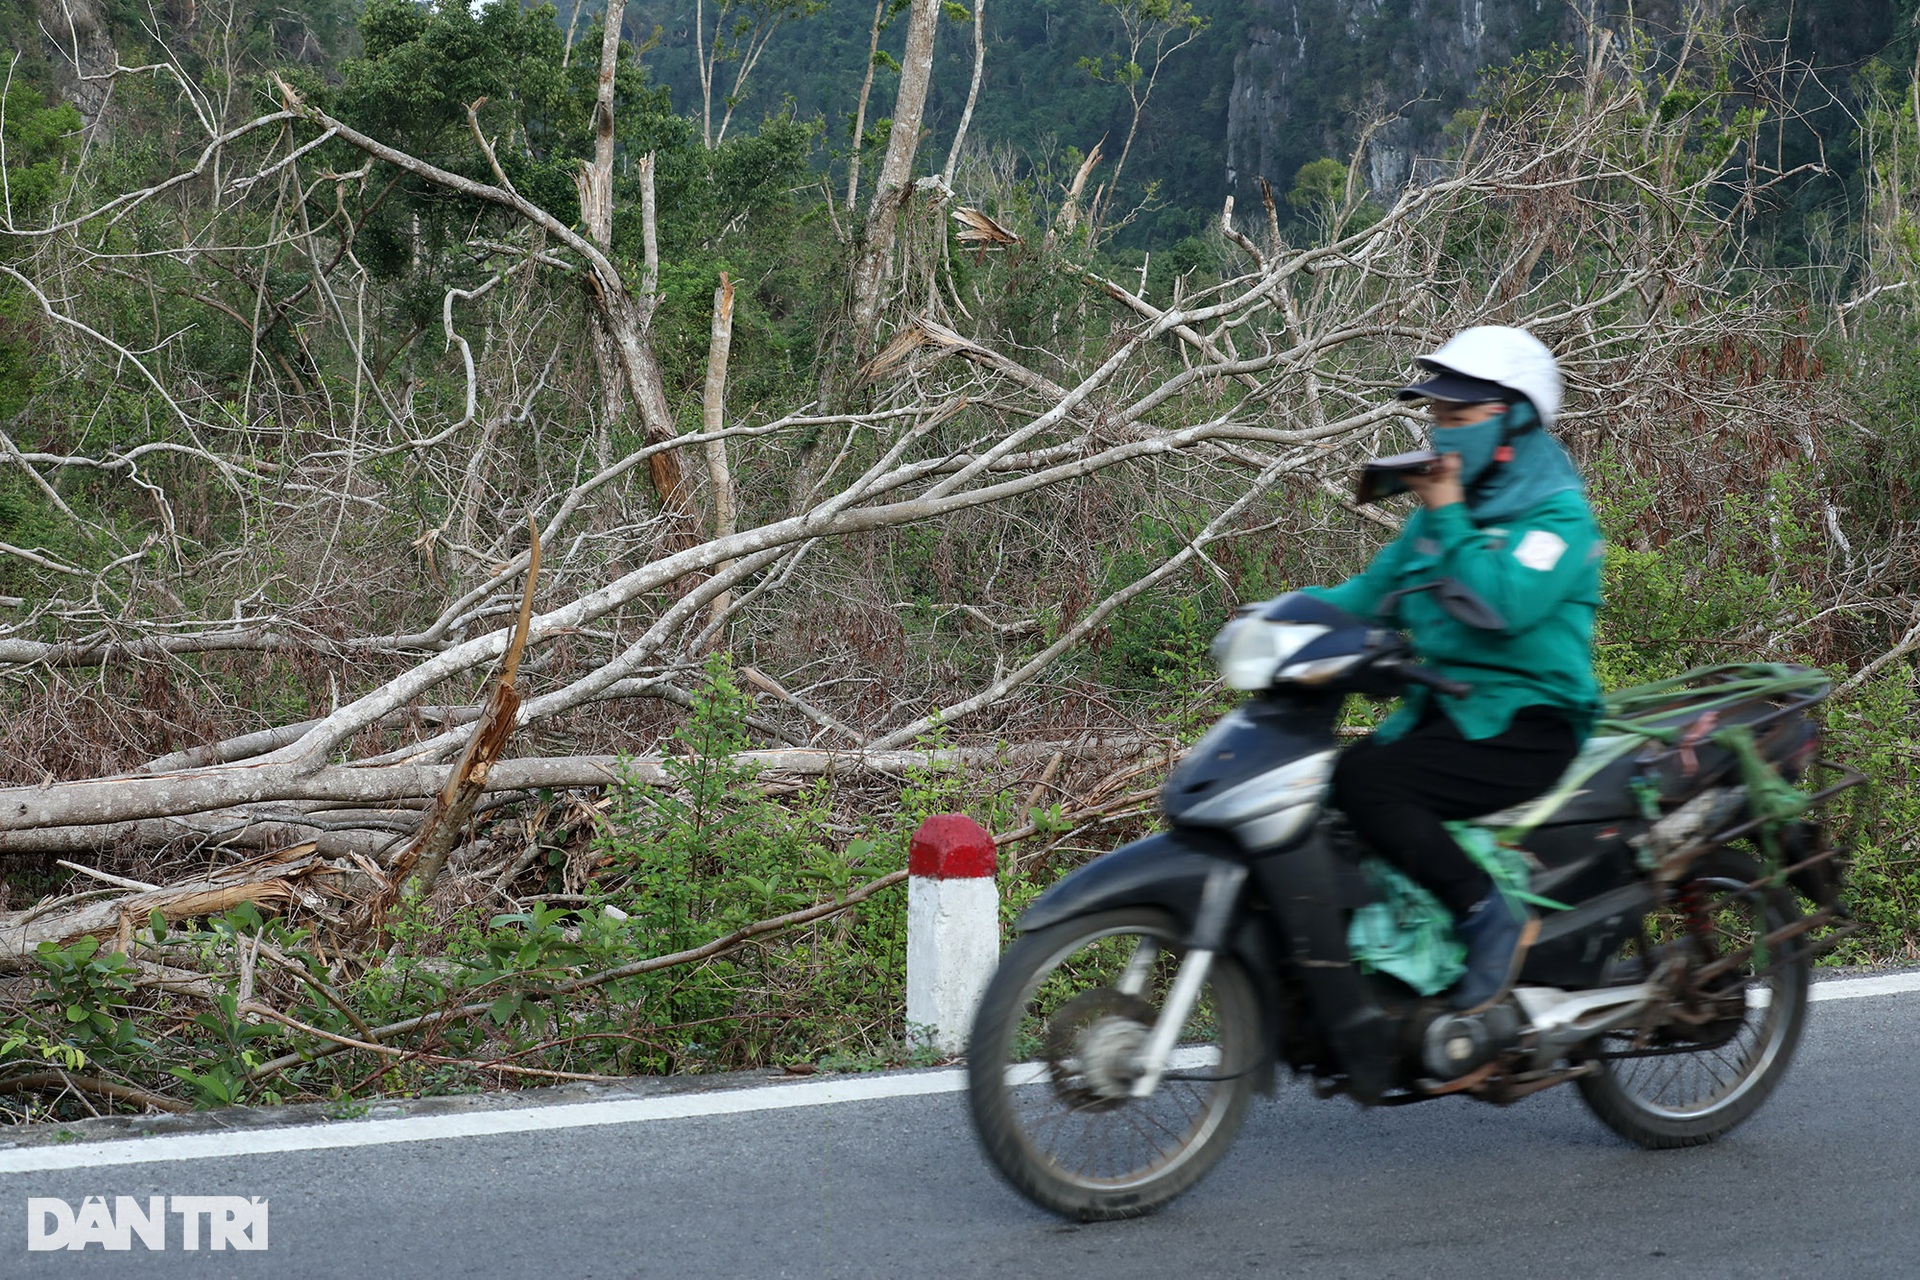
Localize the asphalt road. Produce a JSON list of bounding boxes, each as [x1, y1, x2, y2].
[[2, 979, 1915, 1279]]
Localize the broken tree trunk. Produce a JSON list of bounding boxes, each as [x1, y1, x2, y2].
[[573, 8, 692, 521], [0, 843, 330, 971], [846, 0, 942, 370], [384, 522, 541, 900], [796, 0, 942, 508], [703, 273, 738, 632]]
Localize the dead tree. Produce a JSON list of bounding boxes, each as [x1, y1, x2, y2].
[[840, 0, 942, 379]]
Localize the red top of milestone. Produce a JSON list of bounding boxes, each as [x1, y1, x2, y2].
[[907, 813, 997, 879]]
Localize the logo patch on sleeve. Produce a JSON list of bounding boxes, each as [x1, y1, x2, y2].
[[1513, 529, 1568, 572]]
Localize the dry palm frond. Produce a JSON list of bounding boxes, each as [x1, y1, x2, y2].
[[951, 206, 1020, 248]]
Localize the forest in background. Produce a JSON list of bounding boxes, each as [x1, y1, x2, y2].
[[622, 0, 1244, 246], [0, 0, 1916, 1118], [620, 0, 1913, 257]]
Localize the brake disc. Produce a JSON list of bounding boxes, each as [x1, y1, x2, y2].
[[1043, 988, 1158, 1111]]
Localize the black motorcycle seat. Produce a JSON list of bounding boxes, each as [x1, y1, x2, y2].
[[1471, 734, 1645, 826], [1470, 696, 1801, 828]]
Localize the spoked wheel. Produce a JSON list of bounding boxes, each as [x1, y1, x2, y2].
[[967, 908, 1261, 1221], [1577, 850, 1810, 1148]]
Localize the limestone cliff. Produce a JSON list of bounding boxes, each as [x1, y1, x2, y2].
[[1225, 0, 1574, 203]]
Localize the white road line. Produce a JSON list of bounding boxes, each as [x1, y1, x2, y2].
[[1808, 970, 1920, 1002], [1749, 970, 1920, 1010], [0, 973, 1912, 1175], [0, 1070, 971, 1174]]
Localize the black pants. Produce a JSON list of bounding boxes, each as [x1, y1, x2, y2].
[[1330, 705, 1579, 917]]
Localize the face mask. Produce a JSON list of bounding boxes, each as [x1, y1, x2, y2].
[[1429, 400, 1538, 490]]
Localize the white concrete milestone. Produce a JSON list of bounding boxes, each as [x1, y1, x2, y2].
[[904, 814, 1000, 1055], [907, 876, 1000, 1054]]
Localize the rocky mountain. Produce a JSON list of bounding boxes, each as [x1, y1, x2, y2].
[[1226, 0, 1577, 201], [1224, 0, 1904, 217]]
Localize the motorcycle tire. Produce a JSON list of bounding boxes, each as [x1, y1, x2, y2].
[[1576, 848, 1811, 1149], [966, 907, 1260, 1221]]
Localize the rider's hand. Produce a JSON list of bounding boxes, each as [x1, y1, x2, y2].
[[1403, 451, 1464, 510]]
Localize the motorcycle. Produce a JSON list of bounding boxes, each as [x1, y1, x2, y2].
[[966, 583, 1860, 1221]]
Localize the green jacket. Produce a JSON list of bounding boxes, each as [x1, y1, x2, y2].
[[1305, 489, 1603, 742]]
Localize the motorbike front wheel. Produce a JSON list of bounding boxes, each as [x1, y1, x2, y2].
[[1575, 849, 1811, 1148], [966, 907, 1260, 1221]]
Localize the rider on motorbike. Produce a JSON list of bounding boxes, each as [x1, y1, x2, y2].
[[1307, 326, 1604, 1011]]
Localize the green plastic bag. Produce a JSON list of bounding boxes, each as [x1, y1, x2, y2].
[[1348, 859, 1466, 996], [1347, 824, 1567, 996]]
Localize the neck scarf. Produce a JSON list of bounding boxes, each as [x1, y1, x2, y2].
[[1431, 401, 1584, 524]]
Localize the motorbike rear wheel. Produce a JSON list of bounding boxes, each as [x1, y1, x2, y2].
[[1576, 849, 1810, 1148], [967, 908, 1260, 1221]]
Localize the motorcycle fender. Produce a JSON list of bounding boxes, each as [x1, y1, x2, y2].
[[1016, 828, 1240, 935]]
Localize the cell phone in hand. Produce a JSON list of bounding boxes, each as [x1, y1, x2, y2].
[[1354, 450, 1444, 505]]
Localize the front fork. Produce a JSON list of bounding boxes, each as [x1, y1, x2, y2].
[[1124, 862, 1247, 1097]]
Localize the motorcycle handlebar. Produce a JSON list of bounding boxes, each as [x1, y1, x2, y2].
[[1379, 655, 1473, 699]]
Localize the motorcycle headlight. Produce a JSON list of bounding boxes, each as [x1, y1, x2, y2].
[[1214, 620, 1331, 691]]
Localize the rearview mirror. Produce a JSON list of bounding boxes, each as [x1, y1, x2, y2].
[[1372, 577, 1508, 632], [1433, 578, 1507, 631]]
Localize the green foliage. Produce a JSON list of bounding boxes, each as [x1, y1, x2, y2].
[[1590, 458, 1818, 688], [442, 650, 915, 1073], [335, 0, 671, 279], [593, 653, 822, 951], [0, 78, 82, 420], [1092, 515, 1225, 692], [32, 938, 143, 1058], [326, 0, 825, 390], [168, 991, 279, 1108], [1822, 672, 1920, 961], [343, 0, 606, 162], [0, 79, 81, 224], [1285, 156, 1383, 242], [632, 0, 1241, 246]]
